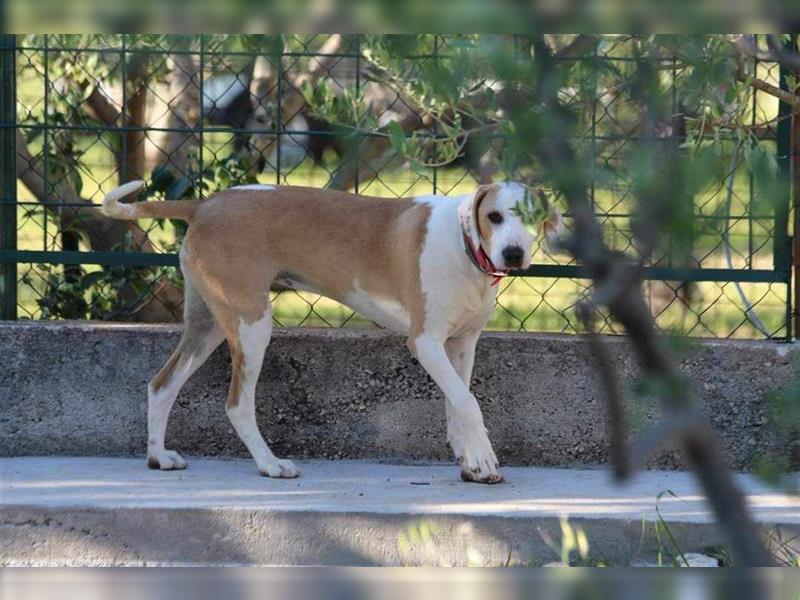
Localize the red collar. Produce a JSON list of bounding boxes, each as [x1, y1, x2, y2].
[[461, 230, 509, 286]]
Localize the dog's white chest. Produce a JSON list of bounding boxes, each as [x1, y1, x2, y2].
[[438, 278, 496, 337], [344, 282, 411, 333]]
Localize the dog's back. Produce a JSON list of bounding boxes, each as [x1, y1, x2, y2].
[[182, 186, 431, 313]]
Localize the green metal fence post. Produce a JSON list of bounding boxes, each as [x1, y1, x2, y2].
[[776, 34, 795, 339], [0, 34, 17, 320]]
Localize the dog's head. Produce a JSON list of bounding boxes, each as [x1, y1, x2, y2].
[[459, 182, 560, 271]]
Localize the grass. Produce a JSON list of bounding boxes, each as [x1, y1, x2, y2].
[[12, 140, 789, 337]]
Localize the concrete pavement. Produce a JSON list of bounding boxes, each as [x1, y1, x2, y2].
[[2, 457, 797, 566]]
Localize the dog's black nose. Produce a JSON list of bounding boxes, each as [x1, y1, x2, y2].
[[502, 246, 524, 268]]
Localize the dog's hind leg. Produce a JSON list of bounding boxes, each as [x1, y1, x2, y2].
[[219, 300, 300, 478], [147, 283, 224, 470]]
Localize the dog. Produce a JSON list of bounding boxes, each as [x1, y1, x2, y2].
[[102, 180, 562, 483]]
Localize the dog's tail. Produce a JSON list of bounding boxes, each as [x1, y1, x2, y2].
[[102, 180, 200, 222]]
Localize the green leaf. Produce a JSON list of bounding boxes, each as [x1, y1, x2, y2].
[[80, 271, 106, 291], [387, 121, 407, 153]]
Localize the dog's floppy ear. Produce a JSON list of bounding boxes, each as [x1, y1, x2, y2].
[[458, 184, 494, 246], [542, 207, 564, 253]]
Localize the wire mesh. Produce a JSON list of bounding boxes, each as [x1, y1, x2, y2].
[[0, 34, 792, 339]]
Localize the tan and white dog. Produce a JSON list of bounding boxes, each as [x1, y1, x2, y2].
[[103, 181, 562, 483]]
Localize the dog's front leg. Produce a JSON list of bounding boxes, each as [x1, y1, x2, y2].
[[445, 331, 480, 386], [412, 333, 501, 483]]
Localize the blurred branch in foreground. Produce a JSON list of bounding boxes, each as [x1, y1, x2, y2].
[[509, 35, 778, 566]]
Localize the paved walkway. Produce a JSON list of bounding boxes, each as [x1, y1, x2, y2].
[[3, 456, 797, 522], [2, 457, 797, 565]]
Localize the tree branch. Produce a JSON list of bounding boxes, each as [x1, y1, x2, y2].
[[733, 35, 800, 107], [329, 109, 424, 190], [524, 34, 776, 566], [577, 302, 630, 479], [16, 130, 84, 211], [555, 34, 599, 60], [82, 84, 120, 126], [290, 34, 344, 90], [122, 53, 149, 182], [282, 34, 344, 122], [743, 72, 800, 108], [765, 34, 800, 74], [15, 129, 156, 254]]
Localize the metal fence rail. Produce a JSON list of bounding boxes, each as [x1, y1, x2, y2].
[[0, 34, 794, 338]]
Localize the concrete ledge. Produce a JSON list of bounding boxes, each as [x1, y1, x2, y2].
[[2, 457, 798, 566], [1, 321, 797, 469]]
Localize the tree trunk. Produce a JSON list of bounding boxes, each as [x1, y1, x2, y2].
[[122, 53, 148, 182], [156, 53, 201, 185]]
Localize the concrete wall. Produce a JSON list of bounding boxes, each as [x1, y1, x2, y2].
[[1, 321, 796, 469]]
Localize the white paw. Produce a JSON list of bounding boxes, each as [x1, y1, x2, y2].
[[259, 459, 301, 479], [448, 420, 502, 484], [458, 439, 502, 484], [147, 449, 187, 471]]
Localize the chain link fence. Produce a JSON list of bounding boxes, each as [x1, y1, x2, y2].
[[0, 34, 793, 338]]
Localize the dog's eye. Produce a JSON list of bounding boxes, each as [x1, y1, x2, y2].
[[488, 211, 503, 225]]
